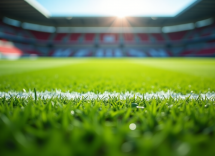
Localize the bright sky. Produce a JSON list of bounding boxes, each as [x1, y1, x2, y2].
[[36, 0, 199, 17]]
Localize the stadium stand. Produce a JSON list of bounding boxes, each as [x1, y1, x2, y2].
[[127, 49, 147, 57], [53, 33, 68, 42], [1, 17, 215, 57], [74, 49, 92, 57], [196, 47, 215, 56], [147, 49, 169, 57], [69, 33, 81, 42], [137, 33, 150, 42], [167, 30, 188, 41], [196, 24, 215, 38], [151, 33, 165, 42], [100, 33, 119, 43], [0, 45, 23, 56], [29, 30, 50, 41], [84, 33, 95, 43], [123, 33, 135, 43], [0, 22, 31, 39], [52, 48, 73, 57]]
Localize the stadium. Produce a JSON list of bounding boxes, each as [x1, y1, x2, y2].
[[0, 0, 215, 156]]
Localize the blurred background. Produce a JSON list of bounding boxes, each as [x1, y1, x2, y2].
[[0, 0, 215, 59]]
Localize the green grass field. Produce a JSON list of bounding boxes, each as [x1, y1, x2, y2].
[[0, 58, 215, 156]]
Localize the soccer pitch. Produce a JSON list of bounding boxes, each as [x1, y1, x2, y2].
[[0, 58, 215, 156]]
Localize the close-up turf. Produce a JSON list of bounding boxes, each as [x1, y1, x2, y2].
[[0, 58, 215, 156]]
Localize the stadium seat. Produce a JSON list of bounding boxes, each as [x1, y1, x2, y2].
[[148, 49, 169, 57], [0, 22, 31, 39], [180, 49, 196, 56], [127, 49, 147, 57], [113, 49, 123, 57], [196, 47, 215, 56], [74, 49, 92, 57], [23, 49, 42, 56], [84, 33, 95, 43], [167, 30, 188, 41], [29, 30, 51, 41], [151, 33, 165, 42], [100, 33, 119, 43], [52, 48, 73, 57], [95, 49, 105, 57], [53, 33, 68, 42], [123, 33, 134, 43], [137, 33, 150, 42], [69, 33, 81, 42], [0, 46, 23, 56]]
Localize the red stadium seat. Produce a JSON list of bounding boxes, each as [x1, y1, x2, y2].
[[69, 33, 81, 42], [30, 30, 50, 41], [84, 33, 95, 43], [151, 33, 165, 41], [0, 46, 23, 55], [137, 33, 150, 42], [180, 50, 196, 56], [54, 33, 68, 42], [23, 49, 42, 56], [196, 47, 215, 56], [123, 33, 134, 43], [167, 31, 188, 41]]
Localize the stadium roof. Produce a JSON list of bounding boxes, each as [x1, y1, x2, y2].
[[0, 0, 215, 27]]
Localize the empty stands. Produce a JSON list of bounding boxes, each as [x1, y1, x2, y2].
[[29, 30, 50, 41], [167, 31, 188, 41], [127, 49, 147, 57], [0, 46, 23, 56], [95, 49, 123, 57], [100, 33, 119, 43], [84, 33, 95, 43], [123, 33, 135, 43], [148, 49, 169, 57], [151, 33, 165, 42], [53, 33, 68, 42], [69, 33, 81, 42], [74, 49, 92, 57], [137, 33, 150, 42], [196, 47, 215, 56], [1, 19, 215, 58]]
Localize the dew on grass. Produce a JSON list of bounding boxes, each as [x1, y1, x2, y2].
[[161, 112, 165, 116], [177, 143, 190, 156], [168, 105, 173, 108], [129, 123, 136, 130], [71, 111, 75, 115], [136, 106, 144, 109], [121, 142, 133, 153]]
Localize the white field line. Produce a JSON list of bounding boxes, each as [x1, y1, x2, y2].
[[0, 91, 215, 100]]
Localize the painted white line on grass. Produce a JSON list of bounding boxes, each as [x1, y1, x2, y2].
[[0, 91, 215, 100]]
